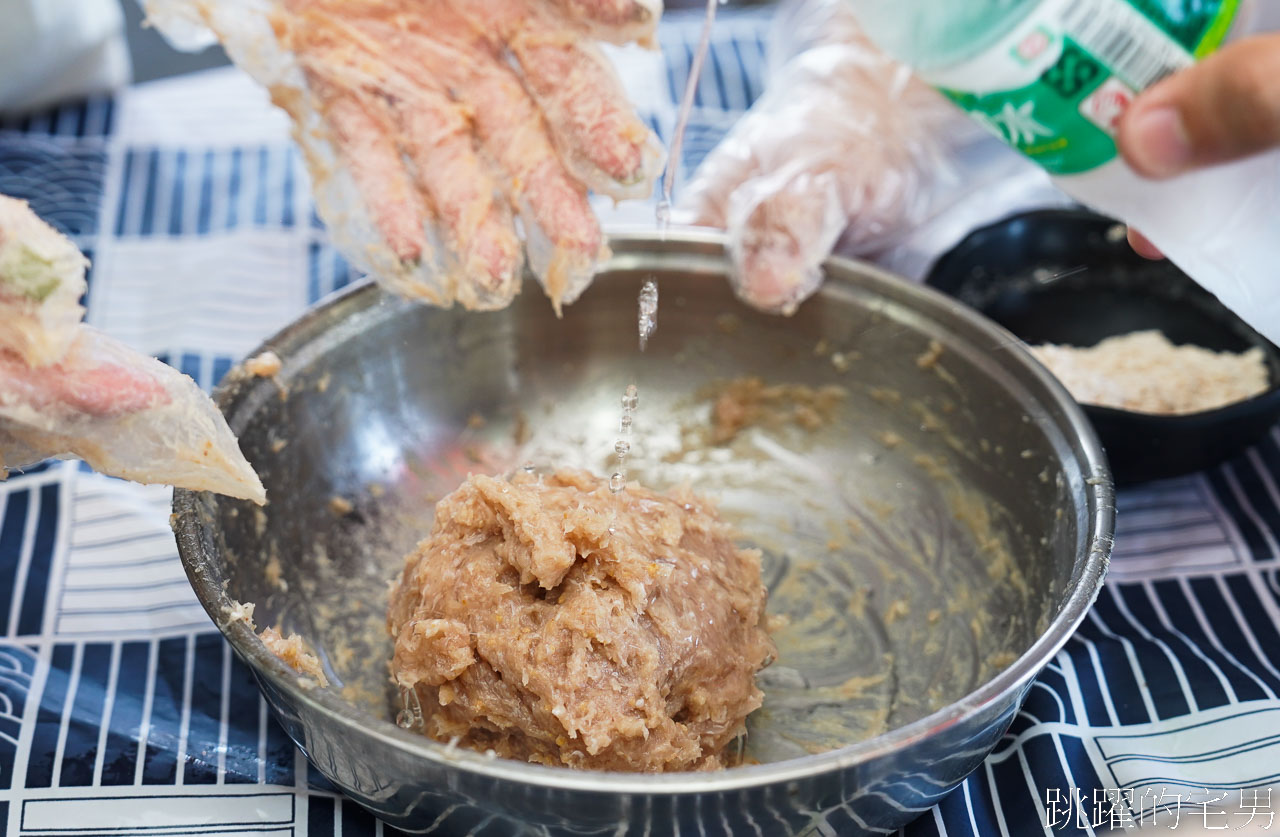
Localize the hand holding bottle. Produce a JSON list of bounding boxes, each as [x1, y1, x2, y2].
[[848, 0, 1280, 346], [1118, 34, 1280, 258]]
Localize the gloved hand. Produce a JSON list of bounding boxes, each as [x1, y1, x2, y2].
[[143, 0, 664, 313], [676, 0, 961, 314], [0, 196, 265, 503], [1118, 32, 1280, 260]]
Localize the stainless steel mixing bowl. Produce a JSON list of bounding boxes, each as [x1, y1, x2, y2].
[[172, 231, 1113, 836]]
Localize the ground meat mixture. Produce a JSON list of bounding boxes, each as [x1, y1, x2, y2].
[[386, 469, 774, 772], [259, 627, 328, 686]]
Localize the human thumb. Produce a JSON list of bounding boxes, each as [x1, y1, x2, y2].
[[1117, 34, 1280, 179]]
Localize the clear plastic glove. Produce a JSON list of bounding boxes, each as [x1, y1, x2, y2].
[[676, 0, 961, 314], [0, 196, 88, 366], [143, 0, 665, 313], [0, 196, 265, 503]]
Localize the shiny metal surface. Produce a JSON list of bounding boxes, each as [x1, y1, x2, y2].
[[172, 230, 1114, 836]]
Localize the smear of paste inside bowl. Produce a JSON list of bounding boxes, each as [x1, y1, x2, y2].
[[239, 340, 1044, 770]]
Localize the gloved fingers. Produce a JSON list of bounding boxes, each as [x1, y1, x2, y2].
[[298, 8, 525, 306], [510, 33, 664, 200], [74, 360, 171, 415], [681, 27, 960, 315], [145, 0, 451, 305], [538, 0, 661, 46], [147, 0, 638, 312], [491, 109, 603, 314], [0, 329, 265, 503], [674, 129, 766, 230], [307, 77, 434, 266], [0, 201, 168, 419], [355, 0, 604, 312], [0, 195, 89, 367], [511, 164, 604, 315], [724, 165, 846, 315], [0, 194, 264, 502], [672, 53, 868, 231], [0, 344, 168, 418], [422, 7, 602, 312], [394, 90, 524, 310]]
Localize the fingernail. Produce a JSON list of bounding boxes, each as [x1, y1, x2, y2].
[[1127, 228, 1164, 261], [1126, 106, 1193, 178]]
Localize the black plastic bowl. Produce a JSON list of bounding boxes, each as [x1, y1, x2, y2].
[[926, 208, 1280, 485]]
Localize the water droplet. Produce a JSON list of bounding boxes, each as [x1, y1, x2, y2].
[[397, 687, 423, 731], [521, 462, 536, 473], [613, 381, 638, 498], [638, 280, 659, 351], [655, 200, 671, 230]]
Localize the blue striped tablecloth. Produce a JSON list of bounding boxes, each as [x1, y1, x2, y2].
[[1, 9, 1278, 836]]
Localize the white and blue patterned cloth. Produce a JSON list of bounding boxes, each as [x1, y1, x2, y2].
[[1, 9, 1279, 835]]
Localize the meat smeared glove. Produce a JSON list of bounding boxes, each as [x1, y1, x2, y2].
[[143, 0, 664, 312], [675, 0, 960, 315], [0, 195, 266, 503]]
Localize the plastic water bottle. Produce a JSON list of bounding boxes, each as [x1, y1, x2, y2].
[[850, 0, 1280, 346]]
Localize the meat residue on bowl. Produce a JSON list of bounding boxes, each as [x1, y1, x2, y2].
[[702, 377, 847, 445], [1029, 329, 1269, 415], [223, 600, 329, 687], [237, 360, 1039, 773], [260, 627, 329, 687]]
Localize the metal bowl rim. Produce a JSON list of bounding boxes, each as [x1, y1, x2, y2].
[[173, 228, 1114, 795]]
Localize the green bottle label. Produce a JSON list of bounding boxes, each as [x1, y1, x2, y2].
[[925, 0, 1242, 175]]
